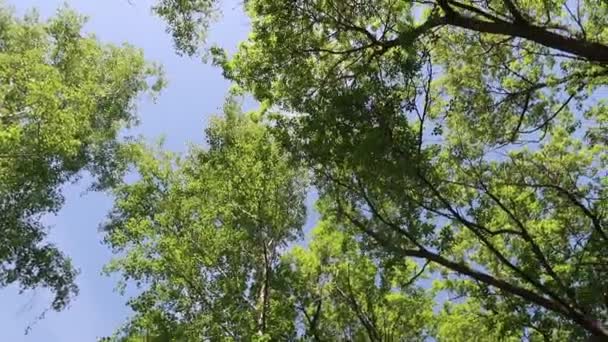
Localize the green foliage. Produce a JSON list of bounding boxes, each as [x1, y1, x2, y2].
[[150, 0, 608, 339], [103, 101, 307, 340], [282, 211, 435, 341], [103, 102, 440, 341], [153, 0, 218, 57], [0, 4, 163, 311]]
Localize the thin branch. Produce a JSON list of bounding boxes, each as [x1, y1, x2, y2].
[[404, 260, 430, 287], [505, 180, 608, 243], [520, 86, 581, 135], [418, 53, 433, 154], [448, 0, 509, 23], [477, 179, 578, 306], [510, 92, 531, 142], [563, 2, 586, 39], [501, 0, 527, 23]]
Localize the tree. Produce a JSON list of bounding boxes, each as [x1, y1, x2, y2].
[[103, 113, 437, 340], [282, 205, 435, 341], [152, 0, 608, 339], [0, 5, 163, 312], [102, 101, 307, 340]]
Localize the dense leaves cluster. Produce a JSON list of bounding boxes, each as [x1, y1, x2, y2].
[[0, 5, 162, 311], [103, 102, 308, 340]]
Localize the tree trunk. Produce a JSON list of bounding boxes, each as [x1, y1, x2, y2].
[[257, 242, 271, 336]]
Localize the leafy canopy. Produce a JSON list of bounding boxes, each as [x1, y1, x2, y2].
[[103, 101, 307, 340], [151, 0, 608, 339], [103, 101, 439, 341], [0, 4, 163, 311]]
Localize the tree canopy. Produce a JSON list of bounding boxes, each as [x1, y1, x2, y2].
[[103, 102, 308, 340], [149, 0, 608, 339], [0, 5, 163, 311], [3, 0, 608, 340], [102, 102, 437, 341]]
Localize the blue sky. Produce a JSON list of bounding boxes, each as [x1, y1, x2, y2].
[[0, 0, 256, 340]]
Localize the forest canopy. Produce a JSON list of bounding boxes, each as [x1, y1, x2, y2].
[[1, 0, 607, 341], [146, 0, 608, 339]]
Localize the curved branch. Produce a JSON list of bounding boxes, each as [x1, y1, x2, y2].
[[443, 13, 608, 64], [342, 207, 607, 338]]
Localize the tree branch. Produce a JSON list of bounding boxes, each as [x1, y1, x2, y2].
[[501, 0, 527, 23], [443, 13, 608, 64]]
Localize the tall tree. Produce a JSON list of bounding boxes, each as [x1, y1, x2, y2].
[[103, 101, 307, 341], [103, 122, 437, 340], [0, 5, 163, 311], [152, 0, 608, 339]]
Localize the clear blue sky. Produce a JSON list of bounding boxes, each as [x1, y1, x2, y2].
[[0, 0, 260, 340]]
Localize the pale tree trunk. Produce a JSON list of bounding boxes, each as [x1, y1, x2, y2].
[[257, 240, 272, 336]]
